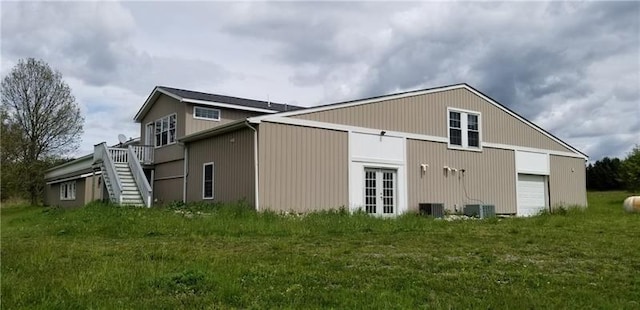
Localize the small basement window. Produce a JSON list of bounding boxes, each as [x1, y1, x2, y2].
[[448, 108, 481, 150], [194, 106, 221, 121], [60, 181, 76, 200]]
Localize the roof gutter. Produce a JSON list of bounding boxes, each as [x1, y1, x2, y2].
[[178, 120, 247, 143], [44, 154, 93, 173]]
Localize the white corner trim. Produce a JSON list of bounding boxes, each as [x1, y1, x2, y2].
[[183, 98, 279, 114]]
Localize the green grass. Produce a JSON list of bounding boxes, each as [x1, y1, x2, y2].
[[2, 192, 639, 309]]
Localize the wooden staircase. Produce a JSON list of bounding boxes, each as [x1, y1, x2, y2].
[[94, 143, 153, 207]]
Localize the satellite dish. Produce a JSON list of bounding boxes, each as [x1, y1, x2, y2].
[[117, 134, 127, 144]]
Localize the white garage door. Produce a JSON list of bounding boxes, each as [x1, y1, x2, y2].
[[517, 174, 547, 216]]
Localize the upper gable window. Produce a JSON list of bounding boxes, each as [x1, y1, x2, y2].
[[194, 106, 221, 121], [448, 108, 481, 150], [154, 114, 176, 147]]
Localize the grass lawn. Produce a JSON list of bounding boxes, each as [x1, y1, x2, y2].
[[2, 191, 639, 309]]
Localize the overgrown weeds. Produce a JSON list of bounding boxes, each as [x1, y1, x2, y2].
[[2, 192, 639, 309]]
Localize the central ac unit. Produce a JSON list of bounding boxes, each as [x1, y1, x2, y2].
[[464, 204, 496, 218], [419, 203, 445, 218]]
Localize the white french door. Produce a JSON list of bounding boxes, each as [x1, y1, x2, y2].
[[145, 123, 154, 146], [364, 168, 397, 216]]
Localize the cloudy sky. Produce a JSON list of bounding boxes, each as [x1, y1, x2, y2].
[[2, 1, 639, 161]]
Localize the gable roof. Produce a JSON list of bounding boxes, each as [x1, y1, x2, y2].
[[134, 86, 304, 122], [247, 83, 587, 158]]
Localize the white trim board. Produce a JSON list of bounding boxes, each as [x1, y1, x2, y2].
[[247, 84, 586, 158], [259, 116, 586, 159]]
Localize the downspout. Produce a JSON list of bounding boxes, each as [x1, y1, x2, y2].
[[246, 121, 260, 211], [183, 143, 188, 203]]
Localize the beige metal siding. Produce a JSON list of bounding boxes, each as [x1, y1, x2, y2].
[[185, 104, 262, 136], [294, 88, 573, 153], [154, 160, 184, 179], [139, 94, 185, 164], [407, 140, 517, 214], [185, 128, 255, 204], [83, 175, 103, 204], [45, 178, 87, 208], [153, 160, 184, 204], [549, 155, 587, 208], [258, 122, 348, 212], [153, 178, 183, 205]]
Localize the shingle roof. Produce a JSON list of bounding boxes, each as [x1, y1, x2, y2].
[[157, 86, 304, 113]]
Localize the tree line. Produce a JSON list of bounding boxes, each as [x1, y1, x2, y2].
[[587, 146, 640, 192]]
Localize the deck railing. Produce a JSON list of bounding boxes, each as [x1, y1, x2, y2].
[[108, 145, 154, 164], [131, 145, 154, 164]]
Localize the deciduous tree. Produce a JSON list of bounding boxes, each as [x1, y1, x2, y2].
[[1, 58, 84, 204]]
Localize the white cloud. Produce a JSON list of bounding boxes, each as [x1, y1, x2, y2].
[[1, 1, 638, 161]]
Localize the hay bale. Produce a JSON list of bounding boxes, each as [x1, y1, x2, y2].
[[623, 196, 640, 213]]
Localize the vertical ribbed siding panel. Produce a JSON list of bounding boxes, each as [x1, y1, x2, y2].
[[294, 88, 574, 153], [154, 160, 184, 178], [407, 140, 517, 214], [184, 105, 262, 136], [258, 122, 348, 212], [185, 128, 255, 205], [84, 175, 96, 204], [549, 155, 587, 208], [153, 178, 183, 205], [153, 160, 184, 204]]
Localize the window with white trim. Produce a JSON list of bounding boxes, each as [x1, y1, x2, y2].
[[60, 181, 76, 200], [203, 162, 214, 199], [448, 109, 481, 149], [194, 106, 220, 121], [154, 114, 176, 147]]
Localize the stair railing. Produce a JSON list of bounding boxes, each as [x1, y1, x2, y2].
[[94, 142, 123, 204], [127, 146, 152, 208], [108, 147, 128, 163]]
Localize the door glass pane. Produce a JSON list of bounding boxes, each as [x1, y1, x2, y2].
[[382, 171, 394, 214], [364, 170, 376, 214]]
